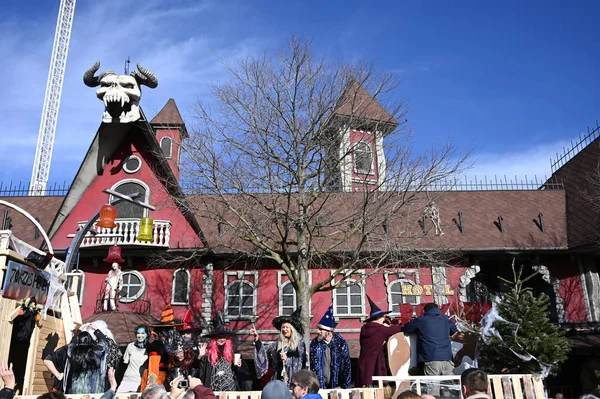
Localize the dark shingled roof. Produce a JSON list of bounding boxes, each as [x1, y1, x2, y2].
[[150, 98, 188, 138], [0, 196, 65, 249], [83, 311, 161, 346]]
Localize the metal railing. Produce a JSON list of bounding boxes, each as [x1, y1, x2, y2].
[[0, 181, 70, 196], [551, 120, 600, 173], [75, 218, 171, 247]]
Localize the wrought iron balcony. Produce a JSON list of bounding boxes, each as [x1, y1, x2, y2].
[[75, 218, 171, 247]]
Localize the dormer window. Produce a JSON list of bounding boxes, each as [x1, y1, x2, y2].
[[354, 141, 373, 174], [160, 137, 173, 159]]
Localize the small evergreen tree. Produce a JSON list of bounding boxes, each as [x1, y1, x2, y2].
[[479, 261, 570, 375]]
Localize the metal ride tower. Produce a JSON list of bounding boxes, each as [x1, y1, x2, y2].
[[30, 0, 76, 195]]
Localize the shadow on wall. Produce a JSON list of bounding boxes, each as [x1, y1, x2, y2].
[[42, 332, 61, 359]]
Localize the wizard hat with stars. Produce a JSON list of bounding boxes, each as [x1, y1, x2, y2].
[[364, 295, 391, 323], [317, 305, 335, 331]]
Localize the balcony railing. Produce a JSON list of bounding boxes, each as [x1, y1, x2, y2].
[[76, 218, 171, 247]]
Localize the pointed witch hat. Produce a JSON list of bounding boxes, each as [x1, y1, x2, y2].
[[364, 295, 391, 323], [316, 305, 336, 331], [180, 308, 203, 334], [203, 310, 235, 338], [273, 306, 304, 335]]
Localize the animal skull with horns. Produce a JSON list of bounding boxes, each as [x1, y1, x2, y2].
[[83, 61, 158, 123]]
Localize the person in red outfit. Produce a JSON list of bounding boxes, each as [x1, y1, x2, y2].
[[357, 296, 403, 387]]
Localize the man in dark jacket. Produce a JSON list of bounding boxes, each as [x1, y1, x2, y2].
[[403, 303, 458, 376]]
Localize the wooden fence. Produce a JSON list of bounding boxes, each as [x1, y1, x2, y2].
[[373, 374, 545, 399], [15, 388, 385, 399]]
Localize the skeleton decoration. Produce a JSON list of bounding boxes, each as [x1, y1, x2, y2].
[[424, 200, 444, 236], [83, 61, 158, 123], [103, 263, 123, 311]]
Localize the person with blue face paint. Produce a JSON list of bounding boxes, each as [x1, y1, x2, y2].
[[117, 325, 150, 392]]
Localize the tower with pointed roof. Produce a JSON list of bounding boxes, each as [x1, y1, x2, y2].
[[326, 82, 398, 192], [150, 98, 188, 182]]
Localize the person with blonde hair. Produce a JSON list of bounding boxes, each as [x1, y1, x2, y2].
[[251, 307, 307, 389]]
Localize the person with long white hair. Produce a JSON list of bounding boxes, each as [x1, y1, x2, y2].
[[250, 307, 307, 389]]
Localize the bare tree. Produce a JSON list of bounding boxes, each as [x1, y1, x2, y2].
[[179, 37, 469, 336]]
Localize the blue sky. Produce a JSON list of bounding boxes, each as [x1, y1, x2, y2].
[[1, 0, 599, 188]]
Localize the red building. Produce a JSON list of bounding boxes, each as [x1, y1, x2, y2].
[[1, 82, 599, 396]]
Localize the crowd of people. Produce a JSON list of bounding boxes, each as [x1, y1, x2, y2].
[[0, 297, 483, 399]]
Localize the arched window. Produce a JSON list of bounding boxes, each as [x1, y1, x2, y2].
[[111, 180, 149, 218], [354, 141, 373, 174], [119, 270, 145, 303], [334, 282, 365, 317], [160, 137, 173, 159], [280, 281, 296, 316], [388, 279, 420, 314], [172, 269, 190, 305], [226, 280, 255, 318], [64, 270, 85, 306]]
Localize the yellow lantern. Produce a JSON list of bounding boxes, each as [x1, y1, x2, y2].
[[137, 217, 154, 242], [97, 204, 118, 229]]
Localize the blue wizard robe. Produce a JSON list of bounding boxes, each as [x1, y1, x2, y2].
[[309, 333, 351, 389]]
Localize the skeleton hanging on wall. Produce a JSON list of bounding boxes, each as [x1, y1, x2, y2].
[[83, 61, 158, 123], [424, 200, 444, 236]]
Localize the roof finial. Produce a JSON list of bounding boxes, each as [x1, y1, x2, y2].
[[124, 56, 131, 75]]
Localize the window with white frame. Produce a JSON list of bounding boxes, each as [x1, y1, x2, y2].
[[64, 270, 85, 306], [111, 180, 149, 218], [226, 280, 255, 319], [119, 270, 145, 303], [280, 281, 296, 316], [388, 279, 420, 314], [171, 269, 190, 305], [354, 141, 373, 174], [334, 282, 365, 317], [160, 137, 173, 159]]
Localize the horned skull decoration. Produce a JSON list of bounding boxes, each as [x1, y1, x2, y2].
[[83, 61, 158, 123]]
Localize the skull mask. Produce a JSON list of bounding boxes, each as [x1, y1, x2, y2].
[[83, 61, 158, 123]]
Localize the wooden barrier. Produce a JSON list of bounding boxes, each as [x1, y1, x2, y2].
[[15, 388, 385, 399], [373, 374, 545, 399]]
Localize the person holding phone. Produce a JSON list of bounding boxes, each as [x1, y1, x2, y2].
[[196, 312, 253, 392]]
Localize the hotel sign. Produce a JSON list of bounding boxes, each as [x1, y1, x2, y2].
[[401, 284, 455, 296]]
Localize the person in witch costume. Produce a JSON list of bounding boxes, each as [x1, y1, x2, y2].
[[251, 307, 307, 389], [179, 308, 203, 358], [196, 311, 253, 392], [309, 305, 351, 389], [357, 296, 403, 387], [8, 297, 43, 392], [117, 325, 150, 392], [141, 305, 184, 390], [164, 340, 199, 390]]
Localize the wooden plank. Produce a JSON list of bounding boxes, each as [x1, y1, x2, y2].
[[340, 389, 350, 399], [362, 388, 375, 399], [532, 376, 545, 399], [522, 376, 535, 399], [492, 376, 505, 399], [374, 388, 385, 399], [511, 376, 523, 399], [351, 388, 362, 399], [502, 376, 514, 399], [22, 323, 41, 395], [415, 380, 421, 396]]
